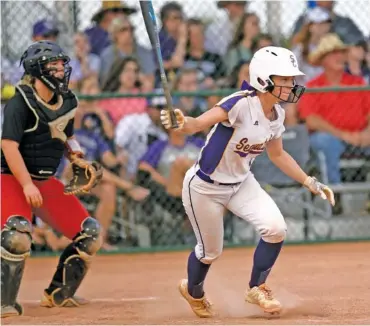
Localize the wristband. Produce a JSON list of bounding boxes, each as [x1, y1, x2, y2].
[[65, 139, 84, 159], [66, 139, 82, 153]]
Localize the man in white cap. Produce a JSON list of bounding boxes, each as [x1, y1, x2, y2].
[[291, 1, 364, 45]]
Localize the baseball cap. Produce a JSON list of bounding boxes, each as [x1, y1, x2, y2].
[[147, 93, 167, 108], [33, 19, 60, 37], [305, 7, 332, 24]]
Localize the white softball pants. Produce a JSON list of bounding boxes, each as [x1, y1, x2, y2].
[[182, 167, 287, 264]]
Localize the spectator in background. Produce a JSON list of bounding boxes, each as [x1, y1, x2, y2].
[[115, 93, 169, 180], [291, 7, 332, 85], [69, 32, 101, 90], [32, 217, 71, 252], [229, 60, 250, 88], [172, 68, 208, 139], [32, 19, 60, 42], [251, 33, 274, 53], [158, 2, 187, 84], [291, 0, 364, 45], [225, 12, 260, 75], [13, 19, 61, 83], [1, 56, 23, 87], [205, 1, 247, 56], [346, 40, 370, 84], [100, 57, 148, 126], [78, 77, 115, 143], [173, 68, 208, 118], [298, 33, 370, 185], [100, 16, 155, 90], [366, 37, 370, 71], [85, 2, 136, 55], [138, 127, 204, 208], [184, 18, 227, 88], [1, 57, 20, 107], [60, 106, 150, 249]]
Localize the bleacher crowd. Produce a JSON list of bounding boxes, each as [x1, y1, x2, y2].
[[1, 0, 370, 251]]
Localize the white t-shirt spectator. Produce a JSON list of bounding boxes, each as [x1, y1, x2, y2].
[[115, 113, 168, 178]]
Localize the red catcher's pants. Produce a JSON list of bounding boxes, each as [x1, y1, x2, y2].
[[1, 174, 89, 239]]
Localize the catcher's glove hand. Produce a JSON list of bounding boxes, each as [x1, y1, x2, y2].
[[64, 157, 103, 195]]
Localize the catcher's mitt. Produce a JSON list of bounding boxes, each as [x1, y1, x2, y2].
[[64, 158, 103, 195]]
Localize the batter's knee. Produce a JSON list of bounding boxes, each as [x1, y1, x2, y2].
[[259, 219, 287, 243], [73, 217, 103, 256], [195, 244, 222, 264]]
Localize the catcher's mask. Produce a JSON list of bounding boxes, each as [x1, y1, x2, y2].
[[20, 41, 71, 94], [259, 77, 305, 104]]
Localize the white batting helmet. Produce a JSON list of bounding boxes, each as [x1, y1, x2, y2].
[[249, 46, 306, 103]]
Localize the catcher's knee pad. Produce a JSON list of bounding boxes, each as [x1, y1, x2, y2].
[[1, 216, 32, 317], [74, 217, 103, 256], [44, 217, 102, 307], [260, 219, 287, 243]]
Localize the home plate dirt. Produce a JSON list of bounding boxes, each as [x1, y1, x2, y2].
[[3, 242, 370, 325]]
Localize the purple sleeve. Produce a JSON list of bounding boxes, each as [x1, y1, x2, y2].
[[96, 135, 111, 157], [140, 140, 167, 169], [218, 95, 245, 112], [188, 136, 205, 148]]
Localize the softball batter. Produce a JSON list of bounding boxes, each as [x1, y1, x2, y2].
[[160, 46, 335, 318]]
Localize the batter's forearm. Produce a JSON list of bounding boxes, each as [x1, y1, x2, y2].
[[181, 117, 201, 135], [270, 151, 308, 185], [1, 141, 33, 187]]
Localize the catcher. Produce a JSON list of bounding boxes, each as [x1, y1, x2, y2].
[[1, 41, 103, 318]]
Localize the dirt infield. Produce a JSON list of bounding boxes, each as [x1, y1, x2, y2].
[[3, 242, 370, 325]]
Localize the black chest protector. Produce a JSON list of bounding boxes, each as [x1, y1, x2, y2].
[[15, 84, 78, 179]]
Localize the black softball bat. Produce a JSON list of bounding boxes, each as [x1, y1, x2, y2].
[[139, 0, 178, 128]]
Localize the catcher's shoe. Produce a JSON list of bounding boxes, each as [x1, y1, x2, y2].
[[245, 284, 282, 314], [178, 279, 214, 318], [40, 290, 90, 308], [1, 302, 23, 318]]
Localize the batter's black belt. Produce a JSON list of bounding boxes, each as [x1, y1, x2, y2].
[[196, 170, 241, 186]]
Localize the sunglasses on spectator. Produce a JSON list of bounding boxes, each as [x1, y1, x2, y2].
[[153, 105, 165, 110]]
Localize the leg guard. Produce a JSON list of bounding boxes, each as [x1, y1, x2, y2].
[[1, 216, 32, 318], [42, 217, 102, 308]]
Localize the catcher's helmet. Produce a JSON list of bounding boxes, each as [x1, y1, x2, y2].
[[20, 41, 71, 94]]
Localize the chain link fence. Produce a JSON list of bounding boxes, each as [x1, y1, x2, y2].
[[1, 0, 370, 252]]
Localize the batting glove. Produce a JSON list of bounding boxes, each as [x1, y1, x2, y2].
[[304, 176, 335, 206], [160, 109, 185, 129]]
